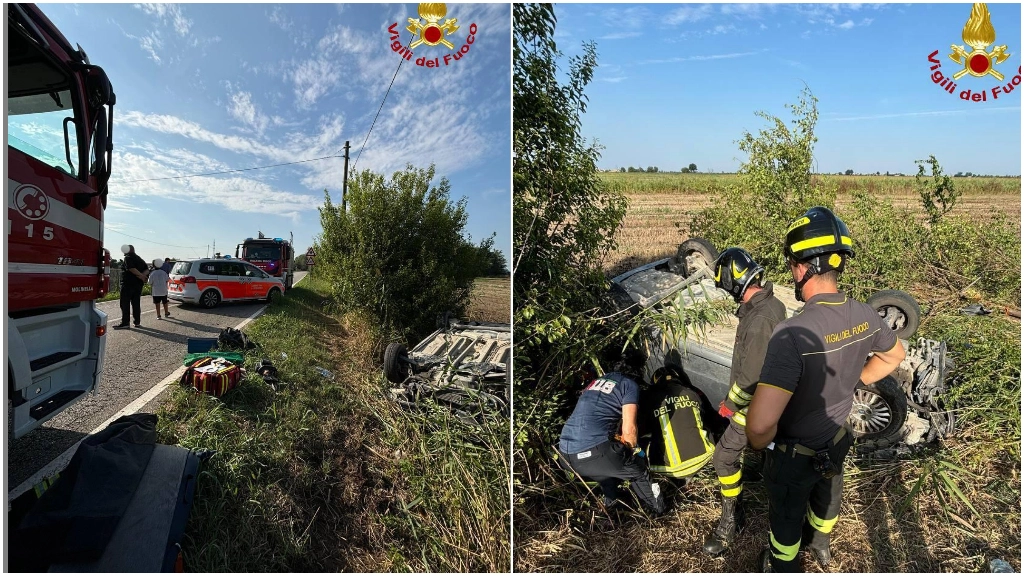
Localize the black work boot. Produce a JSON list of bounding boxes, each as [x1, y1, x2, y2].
[[808, 545, 832, 568], [703, 495, 740, 556]]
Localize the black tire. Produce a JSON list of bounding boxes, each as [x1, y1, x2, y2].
[[674, 238, 719, 277], [867, 290, 921, 340], [848, 376, 908, 442], [384, 343, 409, 384], [200, 289, 221, 309], [266, 287, 282, 303]]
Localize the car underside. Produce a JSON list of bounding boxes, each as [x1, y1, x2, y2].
[[383, 318, 510, 428]]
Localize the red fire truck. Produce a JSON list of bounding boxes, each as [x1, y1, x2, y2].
[[236, 232, 295, 289], [7, 3, 116, 438]]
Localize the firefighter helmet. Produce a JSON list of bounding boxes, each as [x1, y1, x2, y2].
[[784, 206, 854, 263], [713, 247, 765, 302]]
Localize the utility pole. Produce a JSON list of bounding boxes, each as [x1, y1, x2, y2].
[[212, 239, 216, 258], [342, 140, 350, 213]]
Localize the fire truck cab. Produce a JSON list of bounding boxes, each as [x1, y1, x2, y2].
[[7, 3, 116, 438], [236, 234, 295, 289]]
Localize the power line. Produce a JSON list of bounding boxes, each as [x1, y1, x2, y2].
[[350, 55, 405, 172], [110, 154, 344, 184], [105, 229, 207, 249]]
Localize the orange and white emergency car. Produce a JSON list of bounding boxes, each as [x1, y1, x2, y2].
[[168, 258, 285, 308]]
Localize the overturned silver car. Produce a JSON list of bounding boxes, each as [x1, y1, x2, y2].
[[609, 238, 953, 458], [383, 319, 510, 426]]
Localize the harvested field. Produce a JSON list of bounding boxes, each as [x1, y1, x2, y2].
[[466, 276, 511, 324], [601, 173, 1021, 276]]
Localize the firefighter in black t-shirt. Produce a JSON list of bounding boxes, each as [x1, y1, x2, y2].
[[703, 248, 787, 557], [746, 207, 906, 572]]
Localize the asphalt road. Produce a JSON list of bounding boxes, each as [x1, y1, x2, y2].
[[7, 271, 307, 491]]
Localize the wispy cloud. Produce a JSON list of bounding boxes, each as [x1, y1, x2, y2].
[[824, 107, 1021, 122], [134, 3, 192, 36], [121, 28, 163, 64], [599, 31, 642, 41], [664, 4, 715, 25], [601, 76, 628, 83], [641, 50, 765, 65], [227, 91, 269, 135]]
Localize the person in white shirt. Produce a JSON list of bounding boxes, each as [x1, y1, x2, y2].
[[148, 258, 172, 319]]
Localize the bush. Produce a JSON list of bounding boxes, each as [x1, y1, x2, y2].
[[512, 3, 628, 447], [315, 164, 482, 340], [689, 87, 836, 277]]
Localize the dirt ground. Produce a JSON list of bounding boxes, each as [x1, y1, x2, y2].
[[516, 437, 1019, 573], [466, 277, 511, 324]]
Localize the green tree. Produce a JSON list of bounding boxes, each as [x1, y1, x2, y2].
[[915, 154, 960, 224], [690, 86, 836, 276], [513, 3, 627, 442], [316, 164, 481, 340], [474, 233, 509, 276], [688, 162, 697, 172]]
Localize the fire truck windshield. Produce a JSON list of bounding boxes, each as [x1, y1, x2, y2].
[[245, 245, 282, 260], [8, 95, 80, 176]]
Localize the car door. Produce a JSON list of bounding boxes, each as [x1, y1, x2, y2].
[[243, 263, 266, 299], [218, 262, 246, 300]]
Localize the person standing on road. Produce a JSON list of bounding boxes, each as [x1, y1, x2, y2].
[[746, 207, 906, 572], [703, 247, 787, 557], [557, 353, 666, 515], [148, 258, 172, 319], [114, 245, 149, 329], [160, 257, 173, 274]]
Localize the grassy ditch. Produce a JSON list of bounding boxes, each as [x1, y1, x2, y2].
[[156, 276, 510, 571]]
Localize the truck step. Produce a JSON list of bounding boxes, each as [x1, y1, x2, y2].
[[30, 351, 80, 372], [29, 390, 86, 421]]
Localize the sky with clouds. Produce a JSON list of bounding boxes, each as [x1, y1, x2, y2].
[[12, 3, 510, 263], [552, 3, 1021, 175]]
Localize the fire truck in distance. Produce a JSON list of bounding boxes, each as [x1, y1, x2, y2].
[[236, 232, 295, 289], [7, 3, 117, 438]]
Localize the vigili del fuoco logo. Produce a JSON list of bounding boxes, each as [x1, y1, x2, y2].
[[927, 3, 1019, 102], [387, 3, 478, 68]]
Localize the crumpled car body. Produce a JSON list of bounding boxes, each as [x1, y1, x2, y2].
[[609, 250, 953, 458], [384, 320, 510, 427]]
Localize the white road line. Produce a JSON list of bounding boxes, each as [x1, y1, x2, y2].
[[8, 304, 270, 502]]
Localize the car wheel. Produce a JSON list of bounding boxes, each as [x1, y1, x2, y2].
[[266, 287, 282, 303], [674, 238, 719, 277], [200, 289, 221, 309], [848, 376, 908, 442], [384, 343, 410, 384], [866, 290, 921, 340]]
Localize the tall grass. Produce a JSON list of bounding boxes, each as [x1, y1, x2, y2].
[[156, 276, 509, 571]]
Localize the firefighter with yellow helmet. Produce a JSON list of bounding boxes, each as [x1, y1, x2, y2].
[[746, 207, 906, 571]]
